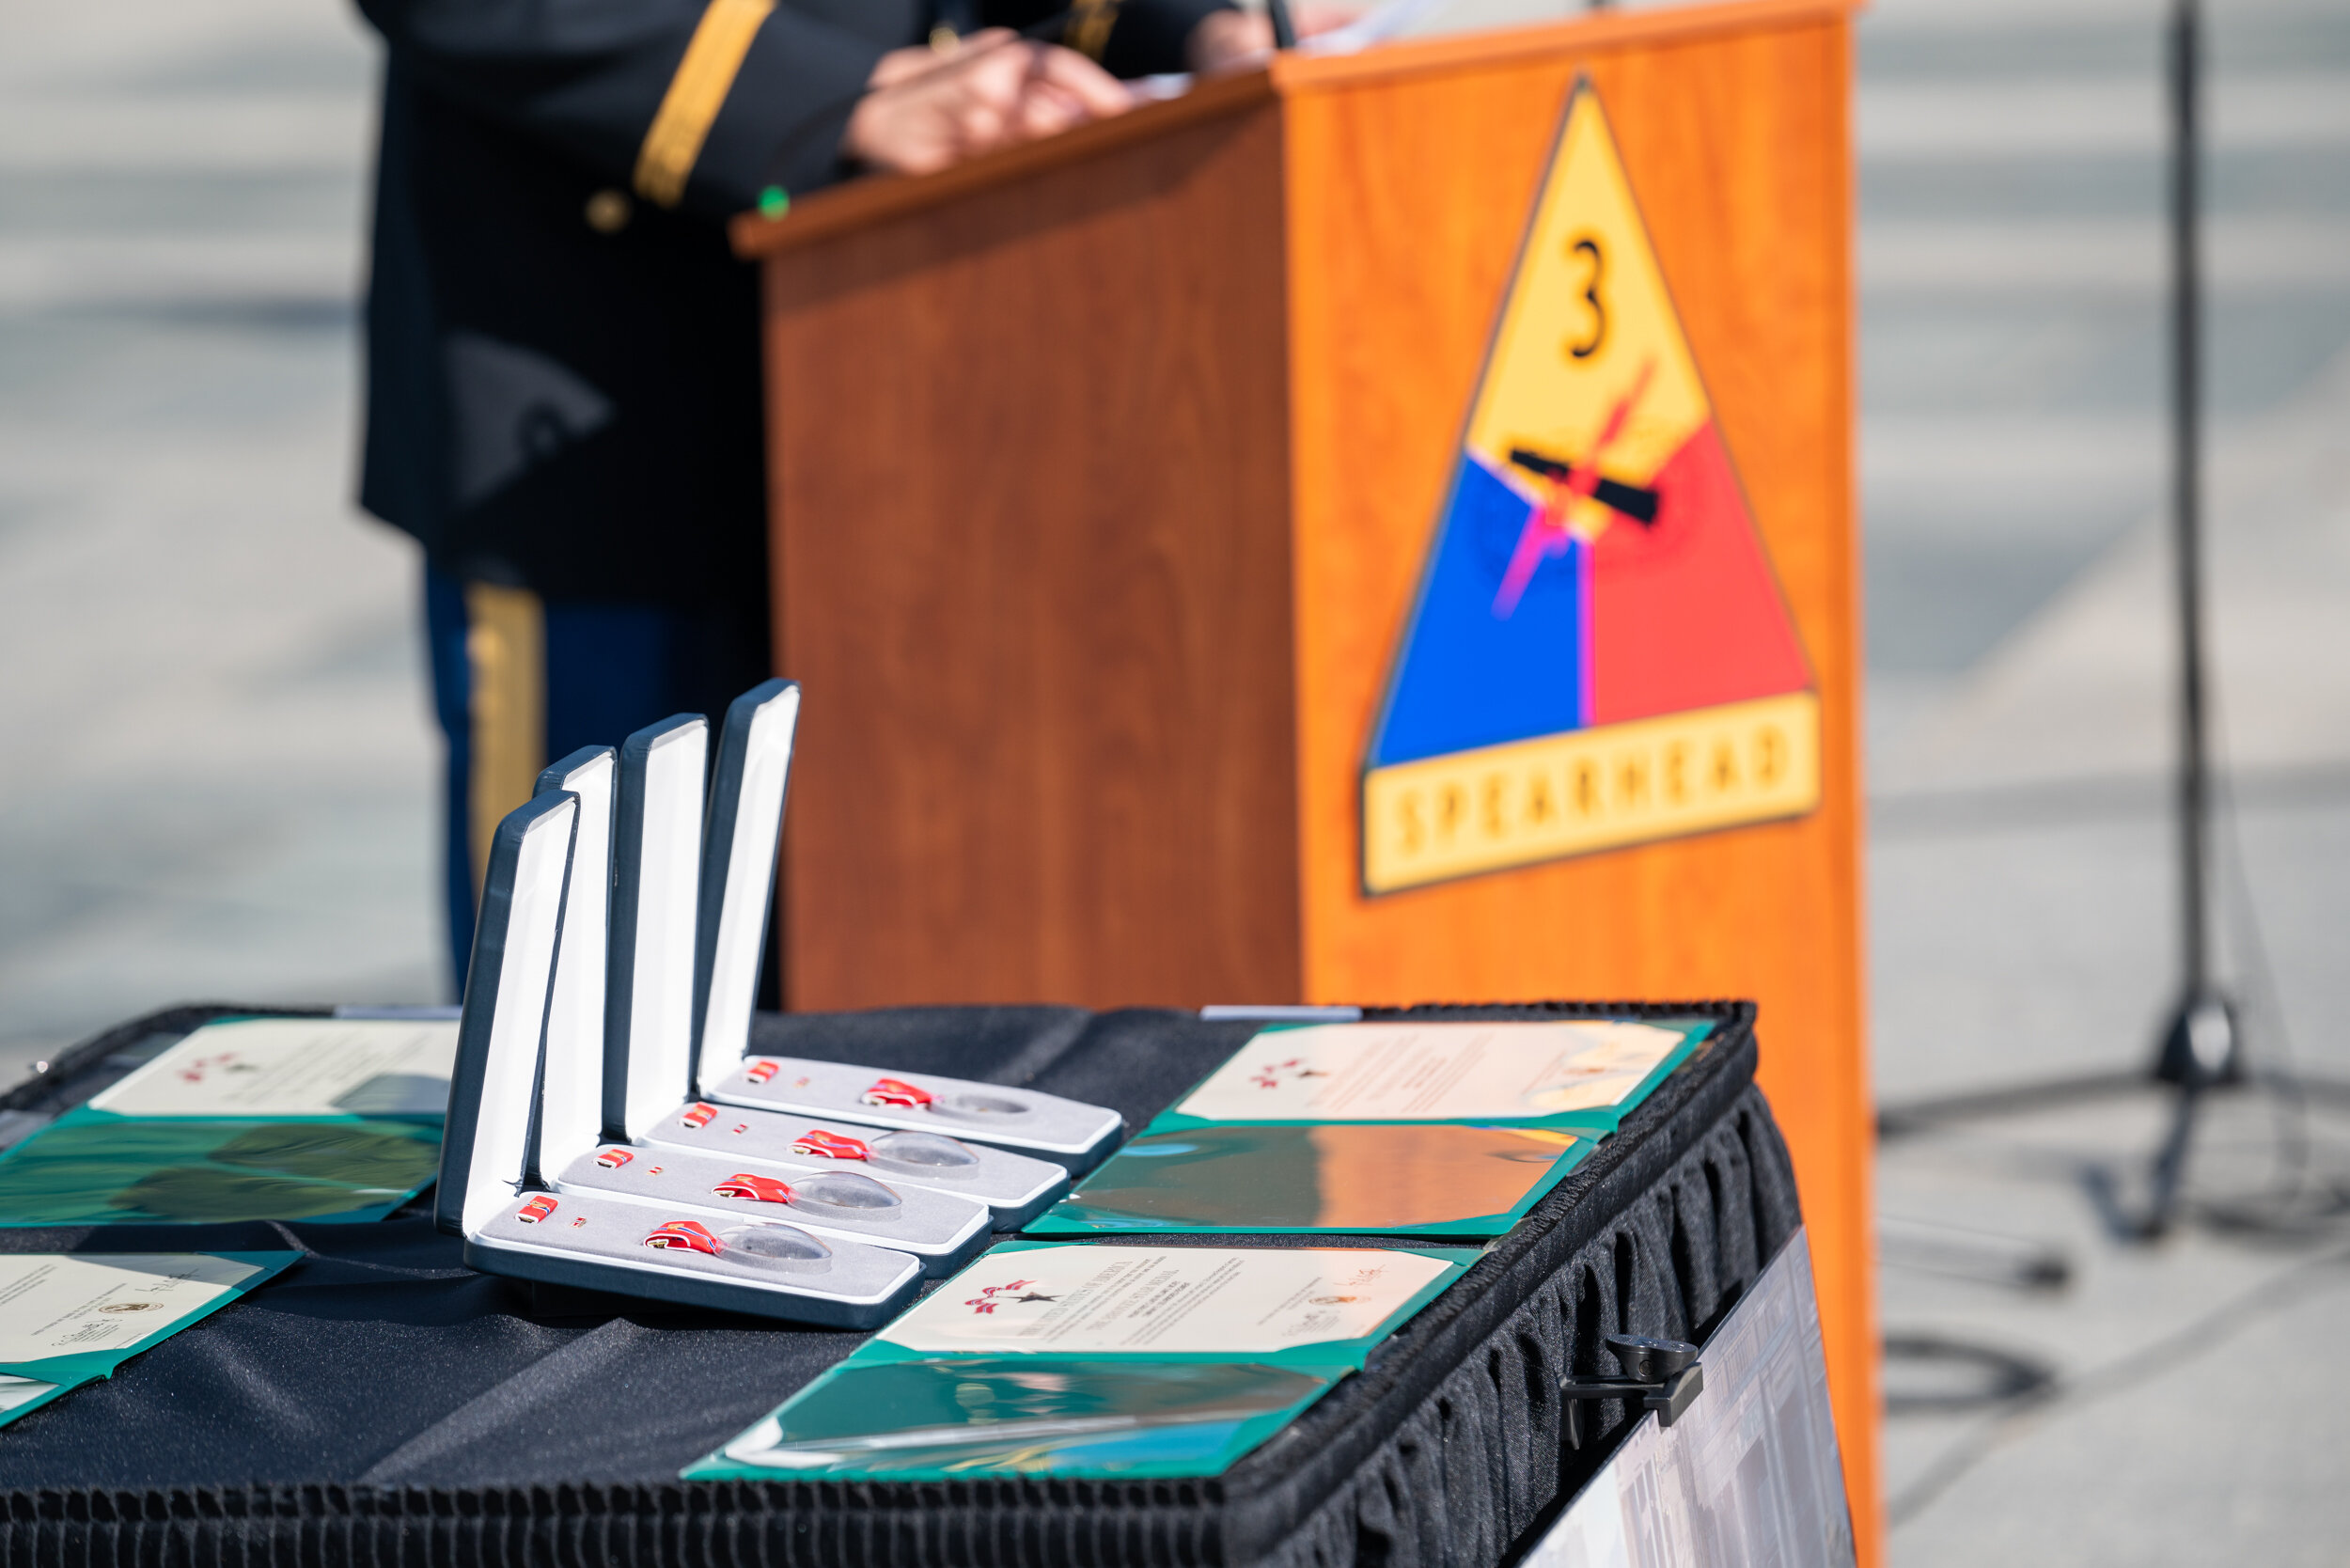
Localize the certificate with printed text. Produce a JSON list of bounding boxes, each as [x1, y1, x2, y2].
[[89, 1018, 460, 1119], [0, 1252, 273, 1363], [1171, 1020, 1694, 1122], [879, 1246, 1457, 1356]]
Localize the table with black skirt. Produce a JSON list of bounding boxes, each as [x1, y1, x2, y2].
[[0, 999, 1801, 1568]]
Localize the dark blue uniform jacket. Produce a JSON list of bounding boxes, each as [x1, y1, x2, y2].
[[358, 0, 1229, 609]]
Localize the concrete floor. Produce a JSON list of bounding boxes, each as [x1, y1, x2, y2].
[[1, 0, 2346, 1559], [0, 0, 443, 1064]]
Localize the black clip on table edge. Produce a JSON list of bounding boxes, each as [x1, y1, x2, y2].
[[1558, 1331, 1705, 1449]]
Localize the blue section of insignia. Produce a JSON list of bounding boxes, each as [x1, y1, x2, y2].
[[1370, 455, 1587, 768]]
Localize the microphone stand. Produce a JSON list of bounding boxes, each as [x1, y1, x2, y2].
[[1870, 0, 2342, 1250], [2141, 0, 2241, 1239]]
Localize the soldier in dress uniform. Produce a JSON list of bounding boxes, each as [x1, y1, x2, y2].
[[354, 0, 1288, 983]]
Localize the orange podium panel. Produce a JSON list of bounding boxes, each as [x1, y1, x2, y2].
[[734, 2, 1874, 1552]]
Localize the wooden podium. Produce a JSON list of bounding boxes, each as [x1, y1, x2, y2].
[[733, 0, 1875, 1551]]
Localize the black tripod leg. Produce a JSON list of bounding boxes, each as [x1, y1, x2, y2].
[[2143, 1078, 2203, 1238]]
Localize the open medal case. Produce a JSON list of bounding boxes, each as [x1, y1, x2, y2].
[[534, 712, 990, 1274], [638, 1106, 1063, 1228], [602, 682, 1078, 1223], [702, 1056, 1121, 1172], [682, 687, 1119, 1171], [435, 788, 923, 1327]]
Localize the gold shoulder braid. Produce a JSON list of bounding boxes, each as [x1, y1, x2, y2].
[[1063, 0, 1122, 61], [634, 0, 777, 209]]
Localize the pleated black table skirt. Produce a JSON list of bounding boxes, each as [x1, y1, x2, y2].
[[0, 999, 1799, 1568]]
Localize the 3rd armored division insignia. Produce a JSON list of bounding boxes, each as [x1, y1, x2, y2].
[[1361, 82, 1820, 894]]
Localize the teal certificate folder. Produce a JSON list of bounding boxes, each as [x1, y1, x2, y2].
[[0, 1015, 461, 1228], [1150, 1017, 1709, 1136], [0, 1111, 442, 1227], [0, 1251, 297, 1425], [1024, 1121, 1593, 1236], [702, 1356, 1338, 1480], [687, 1242, 1471, 1482]]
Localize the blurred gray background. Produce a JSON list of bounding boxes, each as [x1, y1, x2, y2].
[[1, 0, 2344, 1559]]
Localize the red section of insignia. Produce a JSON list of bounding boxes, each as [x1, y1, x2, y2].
[[1588, 422, 1810, 725]]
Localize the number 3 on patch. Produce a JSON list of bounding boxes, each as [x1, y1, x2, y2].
[[1565, 235, 1606, 360]]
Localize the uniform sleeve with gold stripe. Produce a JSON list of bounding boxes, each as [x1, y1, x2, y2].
[[359, 0, 1244, 222], [355, 0, 888, 219]]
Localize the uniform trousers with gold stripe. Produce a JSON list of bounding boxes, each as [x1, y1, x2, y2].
[[424, 567, 768, 990]]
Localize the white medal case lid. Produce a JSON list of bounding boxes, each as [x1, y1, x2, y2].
[[437, 791, 579, 1240], [605, 714, 707, 1141], [693, 679, 799, 1097], [533, 746, 615, 1179]]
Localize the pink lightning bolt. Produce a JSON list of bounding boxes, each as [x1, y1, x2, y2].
[[1491, 361, 1656, 619]]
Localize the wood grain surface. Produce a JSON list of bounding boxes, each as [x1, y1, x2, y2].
[[1280, 12, 1875, 1548], [760, 100, 1301, 1011]]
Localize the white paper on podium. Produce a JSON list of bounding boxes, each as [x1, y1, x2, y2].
[[1128, 0, 1456, 102], [1518, 1231, 1855, 1568], [1299, 0, 1453, 55]]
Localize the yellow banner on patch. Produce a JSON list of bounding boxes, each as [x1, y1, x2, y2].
[[1361, 692, 1821, 894]]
